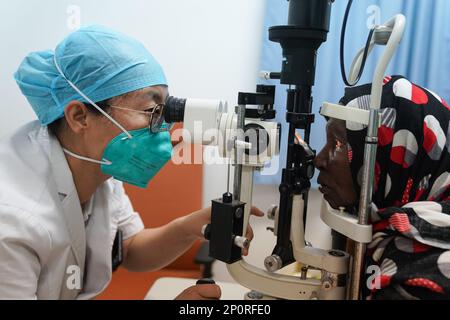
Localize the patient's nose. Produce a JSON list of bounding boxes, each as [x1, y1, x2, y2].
[[314, 147, 329, 170]]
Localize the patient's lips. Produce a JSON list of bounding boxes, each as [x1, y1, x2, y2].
[[317, 175, 332, 195]]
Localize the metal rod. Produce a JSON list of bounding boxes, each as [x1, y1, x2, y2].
[[348, 15, 406, 300], [227, 159, 231, 194], [349, 108, 380, 300], [233, 105, 246, 201], [274, 86, 313, 263]]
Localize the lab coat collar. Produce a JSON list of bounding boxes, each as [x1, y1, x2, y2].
[[31, 126, 86, 278], [44, 129, 75, 198]]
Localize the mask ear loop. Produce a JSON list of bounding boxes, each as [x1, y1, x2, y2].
[[62, 147, 112, 166], [53, 55, 133, 140]]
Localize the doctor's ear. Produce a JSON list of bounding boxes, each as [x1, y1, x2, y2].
[[64, 101, 90, 133]]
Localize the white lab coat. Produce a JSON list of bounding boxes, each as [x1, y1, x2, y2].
[[0, 121, 144, 299]]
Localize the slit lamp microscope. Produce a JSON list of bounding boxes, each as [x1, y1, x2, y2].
[[162, 0, 406, 300]]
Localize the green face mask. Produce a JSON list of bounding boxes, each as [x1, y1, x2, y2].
[[63, 127, 173, 188], [100, 128, 173, 188]]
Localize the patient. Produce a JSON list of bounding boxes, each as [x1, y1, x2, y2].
[[314, 75, 450, 300]]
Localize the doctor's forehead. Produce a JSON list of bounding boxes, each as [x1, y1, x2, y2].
[[140, 86, 169, 102], [115, 86, 169, 106]]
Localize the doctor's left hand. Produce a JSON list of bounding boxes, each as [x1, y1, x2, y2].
[[180, 206, 264, 256]]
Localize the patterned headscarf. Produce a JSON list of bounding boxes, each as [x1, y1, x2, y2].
[[339, 76, 450, 299]]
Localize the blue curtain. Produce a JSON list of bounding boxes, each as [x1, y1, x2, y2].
[[255, 0, 450, 185]]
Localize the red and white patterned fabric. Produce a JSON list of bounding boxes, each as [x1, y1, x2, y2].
[[339, 76, 450, 300]]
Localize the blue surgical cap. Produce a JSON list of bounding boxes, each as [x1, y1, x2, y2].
[[14, 25, 168, 125]]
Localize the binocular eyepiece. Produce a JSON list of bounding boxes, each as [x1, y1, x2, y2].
[[164, 96, 186, 124]]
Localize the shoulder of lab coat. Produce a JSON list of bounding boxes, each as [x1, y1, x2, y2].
[[0, 121, 144, 299], [0, 121, 84, 299], [0, 120, 87, 264], [0, 205, 52, 299], [0, 204, 52, 299]]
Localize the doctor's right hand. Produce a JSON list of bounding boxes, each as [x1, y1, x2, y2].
[[174, 284, 222, 300]]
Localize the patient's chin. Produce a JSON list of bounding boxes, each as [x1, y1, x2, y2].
[[323, 195, 337, 209], [329, 202, 341, 210], [323, 194, 345, 210]]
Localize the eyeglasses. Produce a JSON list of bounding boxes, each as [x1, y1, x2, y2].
[[109, 104, 173, 133]]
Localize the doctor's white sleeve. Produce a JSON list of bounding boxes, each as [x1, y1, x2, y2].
[[0, 206, 51, 299], [110, 181, 145, 240]]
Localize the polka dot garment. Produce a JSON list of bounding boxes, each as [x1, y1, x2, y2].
[[339, 76, 450, 300]]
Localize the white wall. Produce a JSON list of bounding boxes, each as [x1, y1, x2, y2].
[[0, 0, 267, 205]]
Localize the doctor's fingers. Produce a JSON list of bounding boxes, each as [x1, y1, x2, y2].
[[242, 225, 254, 256], [250, 206, 264, 217], [245, 225, 254, 242], [242, 206, 263, 256]]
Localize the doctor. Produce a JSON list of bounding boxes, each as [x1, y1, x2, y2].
[[0, 25, 263, 300]]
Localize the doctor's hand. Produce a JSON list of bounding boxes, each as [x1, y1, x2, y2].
[[180, 206, 264, 256], [174, 283, 222, 300]]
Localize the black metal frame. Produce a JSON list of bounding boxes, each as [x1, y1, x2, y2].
[[206, 0, 334, 270], [268, 0, 334, 269]]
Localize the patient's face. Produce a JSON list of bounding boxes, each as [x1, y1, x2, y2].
[[314, 119, 357, 209]]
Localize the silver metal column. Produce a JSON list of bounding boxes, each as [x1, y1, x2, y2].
[[233, 105, 246, 201], [349, 108, 380, 300]]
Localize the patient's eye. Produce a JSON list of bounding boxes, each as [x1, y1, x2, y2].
[[335, 139, 343, 152]]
